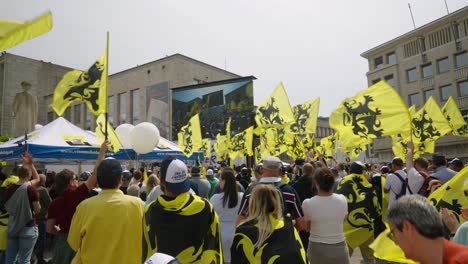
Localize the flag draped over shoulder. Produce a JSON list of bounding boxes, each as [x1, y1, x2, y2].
[[429, 167, 468, 224], [51, 48, 108, 116], [442, 96, 467, 136], [336, 173, 381, 249], [290, 98, 320, 134], [230, 126, 253, 159], [255, 83, 295, 129], [214, 134, 228, 161], [330, 81, 411, 151], [178, 114, 202, 157], [412, 97, 452, 154], [95, 114, 121, 153], [0, 11, 53, 51], [200, 139, 211, 160]]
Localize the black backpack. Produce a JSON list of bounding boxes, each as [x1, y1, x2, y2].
[[393, 172, 407, 200]]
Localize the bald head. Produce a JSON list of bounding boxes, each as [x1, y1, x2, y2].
[[127, 184, 140, 197]]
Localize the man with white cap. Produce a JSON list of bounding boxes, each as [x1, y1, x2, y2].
[[142, 158, 222, 263], [236, 156, 305, 228]]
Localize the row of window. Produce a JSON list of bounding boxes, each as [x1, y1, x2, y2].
[[408, 80, 468, 107], [47, 89, 141, 130], [374, 52, 396, 69], [405, 51, 468, 83]]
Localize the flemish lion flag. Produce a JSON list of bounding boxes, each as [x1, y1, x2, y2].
[[302, 134, 316, 153], [0, 11, 53, 51], [290, 98, 320, 134], [260, 128, 287, 157], [230, 126, 253, 159], [200, 138, 211, 160], [330, 81, 411, 151], [178, 114, 202, 157], [95, 114, 121, 153], [442, 96, 467, 136], [255, 82, 295, 129], [319, 133, 338, 157], [51, 41, 108, 116]]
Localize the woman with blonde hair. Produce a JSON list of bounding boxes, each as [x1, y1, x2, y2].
[[231, 184, 307, 264]]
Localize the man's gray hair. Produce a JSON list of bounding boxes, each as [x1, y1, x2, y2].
[[127, 184, 140, 197], [386, 195, 444, 239]]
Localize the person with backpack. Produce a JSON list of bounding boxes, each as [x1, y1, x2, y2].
[[384, 157, 408, 209], [236, 156, 305, 230], [406, 141, 442, 197]]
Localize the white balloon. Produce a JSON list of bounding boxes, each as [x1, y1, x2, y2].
[[115, 124, 135, 148], [34, 124, 43, 130], [130, 122, 160, 154]]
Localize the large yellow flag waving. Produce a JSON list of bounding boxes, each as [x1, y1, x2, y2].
[[412, 97, 452, 154], [0, 11, 53, 51], [442, 96, 467, 136], [330, 81, 411, 151], [95, 114, 121, 153], [51, 43, 108, 116], [214, 134, 228, 161], [178, 114, 202, 157], [290, 98, 320, 134], [255, 82, 295, 129], [200, 139, 211, 160], [230, 126, 253, 159], [260, 128, 287, 157], [319, 133, 338, 157]]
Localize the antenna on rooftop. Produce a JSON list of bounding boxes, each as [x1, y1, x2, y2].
[[444, 0, 450, 14], [408, 3, 417, 29]]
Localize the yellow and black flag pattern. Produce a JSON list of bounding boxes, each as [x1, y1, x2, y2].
[[330, 81, 411, 151], [319, 133, 338, 158], [214, 134, 228, 161], [302, 134, 316, 153], [442, 96, 467, 137], [230, 126, 253, 159], [336, 173, 381, 249], [178, 114, 203, 157], [200, 138, 211, 160], [95, 114, 121, 153], [232, 217, 308, 264], [255, 82, 295, 129], [143, 193, 222, 263], [51, 48, 108, 117], [290, 98, 320, 134]]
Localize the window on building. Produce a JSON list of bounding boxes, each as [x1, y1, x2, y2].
[[408, 93, 420, 107], [387, 52, 396, 65], [455, 51, 468, 68], [385, 74, 395, 87], [424, 89, 435, 102], [374, 56, 383, 69], [406, 68, 418, 82], [421, 63, 433, 78], [119, 92, 127, 124], [85, 107, 92, 130], [372, 78, 381, 84], [437, 57, 449, 73], [64, 108, 71, 121], [74, 105, 81, 126], [131, 89, 140, 125], [108, 96, 114, 126], [459, 80, 468, 97], [440, 84, 452, 101]]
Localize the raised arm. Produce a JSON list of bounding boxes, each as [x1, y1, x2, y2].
[[23, 152, 40, 186], [85, 140, 109, 191], [406, 141, 415, 171]]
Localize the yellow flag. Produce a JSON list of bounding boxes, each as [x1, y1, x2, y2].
[[230, 126, 254, 159], [284, 130, 305, 159], [178, 114, 203, 157], [454, 114, 468, 137], [290, 98, 320, 134], [255, 82, 295, 129], [302, 134, 316, 153], [51, 41, 108, 116], [319, 133, 338, 157], [143, 167, 148, 185], [343, 145, 366, 160], [0, 11, 53, 51], [226, 117, 232, 151], [428, 166, 468, 224], [330, 81, 411, 151], [200, 138, 211, 159], [214, 134, 228, 161], [442, 96, 467, 136], [260, 128, 287, 157], [412, 97, 452, 154], [95, 114, 121, 153], [254, 144, 268, 164], [369, 228, 418, 264]]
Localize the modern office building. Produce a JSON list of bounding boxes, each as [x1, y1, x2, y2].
[[0, 53, 240, 139], [361, 6, 468, 161]]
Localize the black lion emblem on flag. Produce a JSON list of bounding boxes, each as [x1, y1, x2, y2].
[[343, 95, 383, 139]]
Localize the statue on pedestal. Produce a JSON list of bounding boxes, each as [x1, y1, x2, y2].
[[12, 81, 38, 137]]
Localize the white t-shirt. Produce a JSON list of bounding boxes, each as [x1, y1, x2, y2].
[[384, 169, 408, 208], [407, 168, 425, 195], [210, 192, 244, 262], [302, 194, 348, 244]]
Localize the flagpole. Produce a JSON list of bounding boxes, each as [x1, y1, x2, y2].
[[105, 31, 109, 140]]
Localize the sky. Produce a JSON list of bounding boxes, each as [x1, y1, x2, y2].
[[2, 0, 468, 117]]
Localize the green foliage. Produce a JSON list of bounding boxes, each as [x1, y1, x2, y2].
[[0, 133, 10, 143]]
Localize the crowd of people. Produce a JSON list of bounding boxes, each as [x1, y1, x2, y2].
[[0, 140, 468, 264]]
